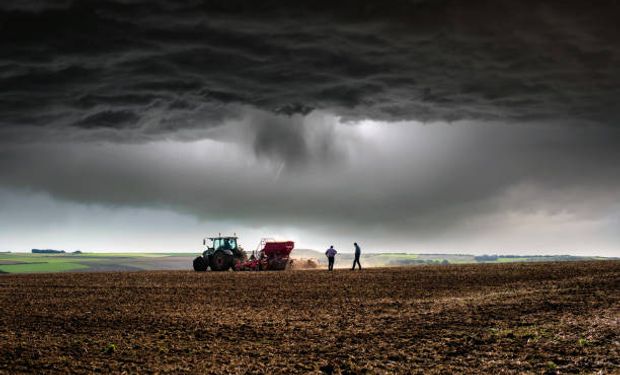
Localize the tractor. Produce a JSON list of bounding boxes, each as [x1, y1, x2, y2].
[[193, 236, 295, 272], [193, 236, 246, 272]]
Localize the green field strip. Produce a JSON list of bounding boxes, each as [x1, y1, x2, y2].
[[0, 253, 169, 262], [0, 256, 85, 263], [0, 262, 90, 273]]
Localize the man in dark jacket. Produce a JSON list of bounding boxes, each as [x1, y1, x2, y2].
[[351, 242, 362, 270]]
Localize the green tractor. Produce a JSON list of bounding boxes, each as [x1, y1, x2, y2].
[[193, 236, 247, 271]]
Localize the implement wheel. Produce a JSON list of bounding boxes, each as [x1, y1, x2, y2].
[[210, 251, 232, 271], [193, 256, 208, 272]]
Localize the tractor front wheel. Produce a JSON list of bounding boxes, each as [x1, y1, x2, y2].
[[193, 256, 208, 272], [210, 251, 232, 271]]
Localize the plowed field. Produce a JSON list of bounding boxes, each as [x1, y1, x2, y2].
[[1, 261, 618, 374]]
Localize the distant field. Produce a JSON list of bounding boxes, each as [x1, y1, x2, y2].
[[0, 262, 89, 273], [304, 251, 608, 268], [0, 253, 194, 274], [0, 252, 613, 274], [0, 261, 617, 373]]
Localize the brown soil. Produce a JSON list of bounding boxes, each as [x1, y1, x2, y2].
[[0, 261, 618, 374]]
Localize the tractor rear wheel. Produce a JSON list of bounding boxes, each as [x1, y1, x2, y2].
[[193, 256, 208, 272], [210, 251, 232, 271]]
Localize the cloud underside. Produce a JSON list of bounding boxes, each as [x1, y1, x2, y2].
[[1, 0, 619, 139], [1, 118, 619, 243]]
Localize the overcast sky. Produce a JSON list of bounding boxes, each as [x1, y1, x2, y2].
[[1, 0, 619, 255]]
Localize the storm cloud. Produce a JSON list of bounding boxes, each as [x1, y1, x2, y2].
[[1, 0, 619, 137], [0, 0, 619, 254]]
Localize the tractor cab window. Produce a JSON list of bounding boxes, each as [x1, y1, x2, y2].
[[212, 238, 222, 250], [221, 238, 236, 250], [212, 238, 237, 250]]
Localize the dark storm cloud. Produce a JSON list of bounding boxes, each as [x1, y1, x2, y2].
[[1, 0, 619, 142], [75, 109, 140, 129]]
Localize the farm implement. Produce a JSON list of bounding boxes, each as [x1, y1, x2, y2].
[[193, 236, 294, 272]]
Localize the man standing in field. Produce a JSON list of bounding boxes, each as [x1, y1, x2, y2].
[[325, 245, 337, 271], [351, 242, 362, 270]]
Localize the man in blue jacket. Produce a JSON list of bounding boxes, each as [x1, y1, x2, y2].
[[325, 245, 337, 271]]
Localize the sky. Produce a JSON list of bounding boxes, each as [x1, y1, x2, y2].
[[1, 0, 619, 256]]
